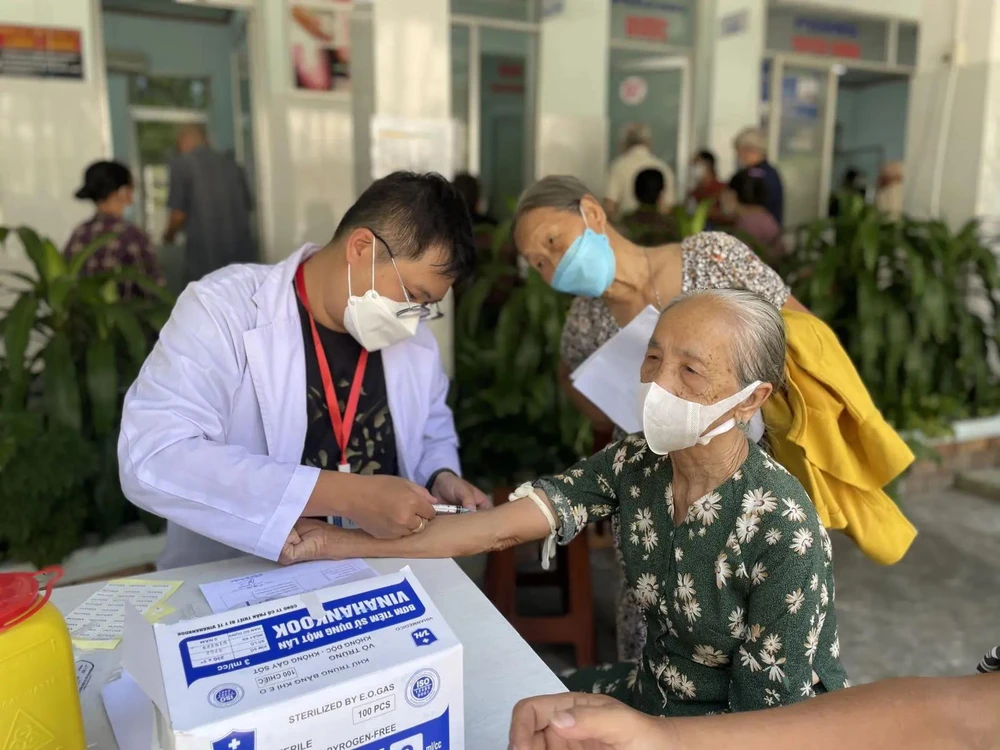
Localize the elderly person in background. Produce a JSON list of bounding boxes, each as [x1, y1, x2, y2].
[[282, 288, 849, 717], [514, 174, 806, 663], [875, 161, 904, 220], [621, 168, 678, 246], [605, 123, 676, 220], [721, 168, 787, 262], [733, 127, 784, 226], [164, 124, 255, 283]]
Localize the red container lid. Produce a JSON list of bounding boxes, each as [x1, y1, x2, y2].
[[0, 567, 63, 634]]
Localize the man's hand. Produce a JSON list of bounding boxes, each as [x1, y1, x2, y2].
[[346, 475, 436, 539], [431, 471, 491, 510], [508, 693, 672, 750]]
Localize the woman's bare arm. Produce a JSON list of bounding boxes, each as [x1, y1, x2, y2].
[[280, 492, 555, 564]]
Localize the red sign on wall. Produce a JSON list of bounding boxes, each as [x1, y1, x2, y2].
[[0, 24, 83, 79], [792, 36, 860, 59], [624, 15, 669, 43]]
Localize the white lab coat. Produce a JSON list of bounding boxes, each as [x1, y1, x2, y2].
[[119, 244, 461, 570]]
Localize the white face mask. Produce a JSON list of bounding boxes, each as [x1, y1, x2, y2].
[[343, 239, 420, 352], [637, 380, 761, 455], [691, 162, 707, 182]]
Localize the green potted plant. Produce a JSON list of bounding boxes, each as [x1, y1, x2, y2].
[[782, 195, 1000, 433], [0, 226, 174, 566]]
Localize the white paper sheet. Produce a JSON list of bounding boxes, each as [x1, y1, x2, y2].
[[570, 305, 660, 434], [64, 579, 181, 649], [370, 115, 455, 179], [102, 671, 154, 750], [198, 559, 378, 614]]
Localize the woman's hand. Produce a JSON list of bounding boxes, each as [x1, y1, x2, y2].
[[508, 693, 675, 750], [280, 518, 342, 564]]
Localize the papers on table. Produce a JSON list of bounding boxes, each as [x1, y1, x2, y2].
[[65, 579, 181, 650], [198, 559, 378, 614], [570, 305, 660, 434], [102, 671, 154, 750]]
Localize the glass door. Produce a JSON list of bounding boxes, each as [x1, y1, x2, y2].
[[769, 59, 836, 227], [607, 48, 690, 202]]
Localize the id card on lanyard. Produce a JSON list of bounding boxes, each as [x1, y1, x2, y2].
[[295, 264, 366, 529]]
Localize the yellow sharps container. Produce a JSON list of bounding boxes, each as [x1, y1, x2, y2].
[[0, 567, 85, 748]]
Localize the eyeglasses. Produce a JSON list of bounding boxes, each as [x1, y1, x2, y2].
[[370, 229, 445, 322]]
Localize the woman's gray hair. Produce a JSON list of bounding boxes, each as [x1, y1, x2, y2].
[[661, 288, 787, 392], [514, 175, 592, 228]]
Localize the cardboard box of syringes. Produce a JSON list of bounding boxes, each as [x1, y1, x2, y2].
[[122, 567, 463, 750]]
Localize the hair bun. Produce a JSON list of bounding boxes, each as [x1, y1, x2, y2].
[[74, 185, 92, 200]]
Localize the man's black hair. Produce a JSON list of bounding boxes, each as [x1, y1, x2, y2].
[[634, 168, 666, 207], [695, 149, 717, 174], [729, 167, 770, 208], [333, 171, 476, 282]]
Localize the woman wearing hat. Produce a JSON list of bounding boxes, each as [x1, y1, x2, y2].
[[65, 160, 163, 298]]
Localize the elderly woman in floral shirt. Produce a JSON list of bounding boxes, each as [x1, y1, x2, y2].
[[279, 288, 849, 717]]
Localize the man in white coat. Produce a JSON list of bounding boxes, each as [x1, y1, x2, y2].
[[119, 171, 489, 569]]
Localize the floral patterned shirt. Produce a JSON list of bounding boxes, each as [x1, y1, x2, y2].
[[537, 435, 848, 716], [63, 212, 164, 299]]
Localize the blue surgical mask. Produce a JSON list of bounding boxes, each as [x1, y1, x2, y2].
[[550, 208, 616, 297]]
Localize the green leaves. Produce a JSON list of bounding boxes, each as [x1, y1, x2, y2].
[[786, 203, 1000, 431], [2, 293, 37, 410], [43, 331, 82, 431], [452, 218, 589, 486], [0, 224, 174, 565], [86, 336, 118, 436]]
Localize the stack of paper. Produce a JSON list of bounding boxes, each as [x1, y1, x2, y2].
[[64, 578, 181, 649], [198, 558, 377, 614]]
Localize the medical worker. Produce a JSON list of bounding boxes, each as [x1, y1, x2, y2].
[[119, 171, 489, 569]]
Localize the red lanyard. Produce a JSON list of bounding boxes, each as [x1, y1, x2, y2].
[[294, 264, 368, 473]]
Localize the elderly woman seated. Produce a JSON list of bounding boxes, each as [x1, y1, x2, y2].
[[280, 288, 849, 717]]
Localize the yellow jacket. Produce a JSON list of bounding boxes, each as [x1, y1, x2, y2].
[[762, 310, 917, 565]]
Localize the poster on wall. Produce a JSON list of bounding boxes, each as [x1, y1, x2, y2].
[[370, 115, 455, 181], [289, 1, 351, 93], [0, 25, 83, 79]]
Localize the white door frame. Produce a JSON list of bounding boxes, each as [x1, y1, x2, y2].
[[612, 53, 692, 197], [451, 16, 539, 190], [766, 54, 839, 221], [128, 107, 208, 232]]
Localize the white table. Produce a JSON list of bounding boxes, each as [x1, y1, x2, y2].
[[53, 555, 565, 748]]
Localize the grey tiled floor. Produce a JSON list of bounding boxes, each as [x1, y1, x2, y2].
[[505, 489, 1000, 683]]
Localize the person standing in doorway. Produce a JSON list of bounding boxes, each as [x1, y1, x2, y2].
[[163, 124, 255, 283], [733, 127, 784, 226], [874, 161, 904, 220], [604, 123, 676, 220]]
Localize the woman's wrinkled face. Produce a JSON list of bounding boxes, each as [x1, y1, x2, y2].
[[513, 197, 607, 284], [640, 297, 742, 406]]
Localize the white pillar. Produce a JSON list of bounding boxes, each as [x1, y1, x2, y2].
[[372, 0, 454, 377], [705, 0, 767, 179], [0, 0, 111, 243], [534, 0, 611, 192], [903, 0, 1000, 225]]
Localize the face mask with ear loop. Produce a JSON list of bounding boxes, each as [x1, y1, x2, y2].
[[637, 380, 762, 455], [342, 238, 420, 352], [550, 206, 616, 298]]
